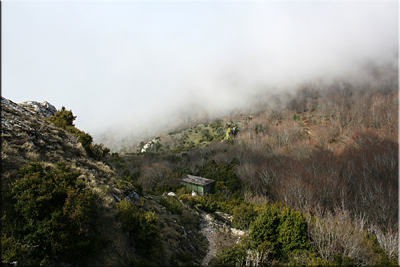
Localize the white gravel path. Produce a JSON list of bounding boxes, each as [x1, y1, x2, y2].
[[200, 212, 218, 266]]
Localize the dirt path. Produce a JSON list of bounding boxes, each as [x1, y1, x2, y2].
[[198, 208, 245, 266], [199, 211, 218, 266]]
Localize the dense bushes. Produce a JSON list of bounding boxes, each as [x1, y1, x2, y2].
[[159, 196, 183, 215], [49, 106, 76, 128], [250, 203, 311, 261], [2, 161, 99, 266], [231, 203, 260, 230], [115, 199, 161, 256], [178, 193, 218, 212], [212, 243, 247, 266], [200, 160, 240, 193]]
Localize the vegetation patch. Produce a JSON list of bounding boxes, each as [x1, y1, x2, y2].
[[2, 161, 99, 266]]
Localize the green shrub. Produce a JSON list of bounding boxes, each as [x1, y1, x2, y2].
[[49, 106, 76, 129], [331, 253, 355, 266], [213, 244, 247, 266], [277, 206, 310, 258], [232, 203, 259, 230], [176, 186, 192, 197], [200, 160, 240, 193], [178, 194, 200, 207], [291, 113, 301, 121], [362, 233, 398, 266], [3, 161, 98, 266], [116, 199, 161, 256], [250, 203, 310, 260], [1, 233, 28, 265], [225, 127, 231, 139], [90, 143, 110, 159], [159, 196, 183, 215], [197, 194, 218, 212]]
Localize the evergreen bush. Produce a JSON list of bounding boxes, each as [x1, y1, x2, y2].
[[232, 203, 259, 230], [159, 196, 183, 215], [250, 203, 311, 260], [213, 243, 247, 266], [116, 199, 161, 256], [49, 106, 76, 129], [3, 161, 98, 266]]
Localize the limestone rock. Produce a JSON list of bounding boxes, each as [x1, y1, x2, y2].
[[20, 100, 57, 118]]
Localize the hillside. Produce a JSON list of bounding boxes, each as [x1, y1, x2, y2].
[[105, 69, 398, 266], [1, 97, 224, 266], [1, 63, 399, 266]]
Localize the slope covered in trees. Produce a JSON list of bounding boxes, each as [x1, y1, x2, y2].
[[1, 62, 398, 266], [1, 98, 208, 266], [107, 63, 398, 265]]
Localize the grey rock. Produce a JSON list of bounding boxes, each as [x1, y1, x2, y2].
[[20, 100, 57, 118], [128, 190, 140, 202]]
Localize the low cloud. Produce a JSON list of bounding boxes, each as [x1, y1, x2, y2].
[[3, 1, 397, 150]]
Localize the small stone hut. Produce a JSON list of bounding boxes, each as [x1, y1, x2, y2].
[[180, 175, 215, 196]]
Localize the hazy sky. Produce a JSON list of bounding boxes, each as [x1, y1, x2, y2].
[[3, 1, 398, 139]]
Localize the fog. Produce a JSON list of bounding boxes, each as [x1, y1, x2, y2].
[[3, 1, 398, 151]]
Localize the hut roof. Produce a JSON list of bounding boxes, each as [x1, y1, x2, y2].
[[180, 175, 215, 186]]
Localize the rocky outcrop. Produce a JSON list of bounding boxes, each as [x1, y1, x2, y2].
[[141, 138, 160, 153], [19, 100, 57, 118]]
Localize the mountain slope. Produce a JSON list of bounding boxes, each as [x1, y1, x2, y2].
[[1, 97, 211, 266]]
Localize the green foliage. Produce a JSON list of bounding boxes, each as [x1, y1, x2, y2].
[[232, 203, 259, 230], [178, 193, 218, 212], [115, 199, 161, 256], [176, 186, 192, 197], [213, 243, 247, 266], [331, 253, 355, 266], [277, 206, 311, 258], [90, 143, 111, 159], [201, 129, 213, 142], [159, 196, 183, 215], [210, 118, 223, 129], [1, 233, 28, 265], [225, 127, 231, 139], [250, 203, 281, 256], [78, 131, 93, 151], [292, 113, 301, 121], [250, 203, 311, 261], [200, 160, 240, 193], [3, 161, 98, 266], [215, 127, 226, 139], [178, 194, 200, 207], [49, 106, 76, 129], [196, 193, 218, 212], [362, 233, 398, 266]]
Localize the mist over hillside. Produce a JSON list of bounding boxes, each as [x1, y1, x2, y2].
[[4, 1, 397, 148], [2, 1, 399, 266], [95, 58, 398, 152]]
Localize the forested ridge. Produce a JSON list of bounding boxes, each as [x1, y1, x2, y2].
[[1, 62, 398, 266]]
